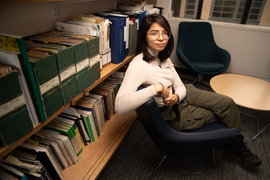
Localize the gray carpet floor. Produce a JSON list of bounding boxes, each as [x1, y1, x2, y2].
[[98, 72, 270, 180]]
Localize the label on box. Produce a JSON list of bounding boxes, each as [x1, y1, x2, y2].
[[90, 54, 100, 67], [0, 95, 25, 117], [40, 76, 60, 95], [60, 65, 76, 82], [76, 58, 90, 72]]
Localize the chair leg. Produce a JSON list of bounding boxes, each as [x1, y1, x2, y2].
[[179, 74, 210, 86], [132, 135, 153, 150], [196, 74, 210, 86], [162, 149, 216, 180], [148, 155, 167, 180]]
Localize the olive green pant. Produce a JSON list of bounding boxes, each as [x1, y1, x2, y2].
[[162, 84, 241, 132]]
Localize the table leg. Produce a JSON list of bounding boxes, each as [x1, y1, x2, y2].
[[240, 111, 269, 141]]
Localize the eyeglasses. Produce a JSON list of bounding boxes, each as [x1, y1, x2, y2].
[[147, 32, 171, 40]]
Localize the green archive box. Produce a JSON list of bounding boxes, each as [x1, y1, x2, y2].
[[74, 41, 91, 93], [56, 45, 79, 104], [0, 71, 33, 146], [88, 36, 100, 85], [31, 54, 64, 118]]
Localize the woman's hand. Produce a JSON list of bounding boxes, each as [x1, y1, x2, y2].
[[163, 94, 179, 106], [154, 83, 170, 99]]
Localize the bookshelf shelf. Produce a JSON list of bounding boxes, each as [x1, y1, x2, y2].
[[0, 55, 136, 159], [62, 110, 137, 180]]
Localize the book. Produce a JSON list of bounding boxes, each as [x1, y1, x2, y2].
[[0, 162, 27, 180], [18, 143, 64, 180], [65, 106, 94, 142], [90, 89, 110, 121], [0, 70, 34, 146], [88, 93, 106, 123], [75, 109, 97, 142], [80, 96, 103, 133], [0, 169, 19, 180], [36, 142, 64, 172], [9, 149, 52, 180], [75, 100, 100, 137], [128, 22, 138, 56], [54, 116, 85, 150], [44, 122, 80, 157], [31, 136, 69, 170], [46, 120, 82, 156], [0, 33, 46, 122], [95, 84, 115, 116], [0, 49, 39, 126], [38, 128, 78, 164], [59, 113, 90, 145]]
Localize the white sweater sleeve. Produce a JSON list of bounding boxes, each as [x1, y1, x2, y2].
[[168, 60, 186, 102], [114, 58, 158, 115]]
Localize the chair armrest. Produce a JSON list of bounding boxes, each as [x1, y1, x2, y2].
[[214, 46, 231, 66]]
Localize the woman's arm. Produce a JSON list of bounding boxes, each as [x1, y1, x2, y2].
[[169, 59, 186, 102], [114, 58, 159, 115]]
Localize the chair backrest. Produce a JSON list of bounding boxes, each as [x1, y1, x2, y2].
[[136, 98, 239, 157], [177, 22, 217, 63]]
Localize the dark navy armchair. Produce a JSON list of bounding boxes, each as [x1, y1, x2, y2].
[[135, 98, 239, 179], [176, 22, 231, 85]]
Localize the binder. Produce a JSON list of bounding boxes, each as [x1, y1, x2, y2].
[[0, 33, 46, 122], [98, 12, 129, 55], [0, 71, 33, 146], [101, 16, 125, 64]]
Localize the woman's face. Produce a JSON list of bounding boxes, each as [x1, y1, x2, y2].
[[146, 22, 169, 52]]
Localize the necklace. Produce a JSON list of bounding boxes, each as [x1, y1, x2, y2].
[[158, 60, 162, 68]]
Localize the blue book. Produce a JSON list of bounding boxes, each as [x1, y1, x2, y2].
[[99, 16, 125, 64]]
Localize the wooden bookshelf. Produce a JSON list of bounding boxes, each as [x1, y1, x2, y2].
[[0, 55, 136, 159]]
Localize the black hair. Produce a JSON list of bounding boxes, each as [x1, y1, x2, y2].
[[136, 13, 174, 63]]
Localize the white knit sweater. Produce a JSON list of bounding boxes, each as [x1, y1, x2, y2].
[[114, 48, 186, 115]]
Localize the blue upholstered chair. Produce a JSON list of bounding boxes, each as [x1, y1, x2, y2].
[[135, 98, 239, 179], [176, 22, 231, 85]]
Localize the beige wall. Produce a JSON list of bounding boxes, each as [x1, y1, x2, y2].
[[0, 0, 115, 37]]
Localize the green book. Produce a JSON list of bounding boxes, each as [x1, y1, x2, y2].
[[0, 33, 46, 122], [76, 109, 96, 142], [0, 71, 33, 146]]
